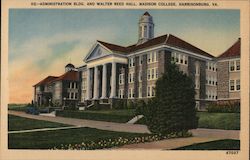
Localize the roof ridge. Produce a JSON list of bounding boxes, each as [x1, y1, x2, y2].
[[218, 38, 241, 58], [166, 34, 214, 58]]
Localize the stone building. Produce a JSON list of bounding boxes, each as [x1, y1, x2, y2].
[[34, 64, 81, 107], [217, 38, 241, 105], [33, 12, 240, 110]]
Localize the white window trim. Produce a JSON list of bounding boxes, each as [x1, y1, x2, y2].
[[229, 60, 240, 72], [229, 79, 240, 92]]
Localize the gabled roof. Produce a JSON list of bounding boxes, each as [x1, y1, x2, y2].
[[51, 70, 79, 82], [97, 40, 129, 53], [166, 34, 214, 58], [96, 34, 214, 58], [218, 38, 241, 59], [143, 11, 151, 16], [33, 76, 58, 87]]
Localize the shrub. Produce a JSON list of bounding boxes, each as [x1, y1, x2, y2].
[[207, 103, 240, 113], [127, 101, 136, 109], [142, 63, 198, 134]]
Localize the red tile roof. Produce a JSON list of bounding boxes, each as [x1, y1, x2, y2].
[[52, 70, 79, 82], [166, 34, 214, 58], [218, 38, 241, 59], [98, 34, 214, 58], [33, 76, 58, 87]]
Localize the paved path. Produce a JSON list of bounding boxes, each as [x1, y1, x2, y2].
[[8, 126, 82, 134], [9, 110, 240, 150], [8, 110, 150, 134]]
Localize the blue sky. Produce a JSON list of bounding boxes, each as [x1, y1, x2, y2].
[[9, 9, 240, 103]]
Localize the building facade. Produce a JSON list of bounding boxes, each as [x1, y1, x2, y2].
[[217, 38, 241, 105], [33, 12, 240, 110]]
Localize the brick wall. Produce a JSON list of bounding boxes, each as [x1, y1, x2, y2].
[[217, 61, 229, 99], [142, 54, 148, 97]]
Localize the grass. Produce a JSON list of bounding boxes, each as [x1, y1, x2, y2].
[[8, 104, 28, 112], [136, 112, 240, 130], [173, 139, 240, 150], [56, 109, 136, 123], [197, 112, 240, 130], [8, 127, 149, 149], [8, 115, 70, 131]]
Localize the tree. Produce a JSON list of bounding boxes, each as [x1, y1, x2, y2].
[[143, 63, 198, 134]]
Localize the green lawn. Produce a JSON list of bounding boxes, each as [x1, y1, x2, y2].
[[56, 109, 136, 123], [173, 139, 240, 150], [8, 115, 70, 131], [137, 112, 240, 130], [8, 104, 28, 112], [8, 127, 149, 149], [197, 112, 240, 130]]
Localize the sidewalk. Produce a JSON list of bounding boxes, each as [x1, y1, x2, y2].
[[8, 110, 150, 134]]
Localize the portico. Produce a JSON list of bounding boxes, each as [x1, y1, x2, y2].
[[85, 54, 127, 101]]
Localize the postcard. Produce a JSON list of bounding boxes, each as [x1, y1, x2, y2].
[[1, 0, 249, 160]]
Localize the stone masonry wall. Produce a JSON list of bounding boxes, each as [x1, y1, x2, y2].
[[134, 56, 139, 98], [142, 54, 148, 97], [217, 61, 229, 99]]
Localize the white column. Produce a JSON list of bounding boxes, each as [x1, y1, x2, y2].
[[101, 64, 107, 99], [93, 66, 99, 99], [110, 62, 117, 98], [86, 68, 91, 100]]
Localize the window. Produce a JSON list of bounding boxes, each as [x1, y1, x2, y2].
[[152, 52, 155, 62], [230, 61, 235, 71], [132, 73, 135, 82], [230, 80, 235, 91], [180, 55, 183, 64], [75, 93, 78, 99], [147, 69, 151, 80], [129, 73, 132, 83], [152, 86, 155, 97], [144, 26, 147, 37], [155, 52, 158, 62], [236, 60, 240, 70], [184, 57, 188, 65], [139, 55, 143, 65], [71, 92, 74, 99], [236, 80, 240, 90], [119, 74, 124, 84], [151, 68, 154, 79], [132, 57, 135, 67], [147, 53, 151, 63], [132, 88, 135, 97], [176, 53, 179, 63], [155, 68, 158, 79], [171, 53, 175, 62], [147, 86, 151, 97]]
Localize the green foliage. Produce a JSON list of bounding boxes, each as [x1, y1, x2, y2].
[[127, 100, 136, 109], [135, 100, 147, 115], [8, 115, 69, 131], [197, 112, 240, 130], [207, 103, 240, 113], [56, 110, 134, 123], [142, 63, 198, 134], [113, 100, 127, 110]]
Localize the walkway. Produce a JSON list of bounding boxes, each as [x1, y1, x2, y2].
[[8, 110, 150, 134]]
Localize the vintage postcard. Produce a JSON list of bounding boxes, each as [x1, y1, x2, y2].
[[1, 0, 249, 160]]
